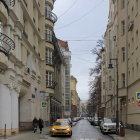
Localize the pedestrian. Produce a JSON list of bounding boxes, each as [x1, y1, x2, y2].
[[32, 117, 38, 133], [38, 118, 44, 134]]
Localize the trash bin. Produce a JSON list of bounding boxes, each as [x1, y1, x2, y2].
[[120, 126, 125, 137]]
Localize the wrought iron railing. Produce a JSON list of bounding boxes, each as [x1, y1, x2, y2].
[[46, 80, 57, 89], [45, 33, 53, 43], [45, 11, 58, 23], [0, 0, 15, 11], [46, 57, 54, 66], [0, 32, 15, 55]]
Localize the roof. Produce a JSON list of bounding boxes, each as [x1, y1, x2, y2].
[[57, 39, 69, 51]]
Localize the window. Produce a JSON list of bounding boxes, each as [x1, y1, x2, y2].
[[0, 21, 3, 46], [109, 76, 112, 89], [137, 62, 139, 72], [45, 27, 52, 42], [46, 71, 54, 88], [103, 82, 105, 89], [136, 30, 138, 42], [122, 73, 125, 87], [121, 20, 125, 35], [45, 3, 52, 19], [45, 48, 54, 65], [122, 47, 125, 62], [136, 0, 138, 15], [121, 0, 125, 9], [132, 67, 134, 80], [132, 7, 134, 19]]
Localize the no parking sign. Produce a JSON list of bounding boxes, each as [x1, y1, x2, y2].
[[137, 100, 140, 107]]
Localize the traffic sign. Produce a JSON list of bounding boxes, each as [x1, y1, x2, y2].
[[137, 100, 140, 107], [136, 92, 140, 100], [41, 101, 48, 108]]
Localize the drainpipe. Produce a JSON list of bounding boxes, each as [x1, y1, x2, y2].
[[125, 0, 128, 126]]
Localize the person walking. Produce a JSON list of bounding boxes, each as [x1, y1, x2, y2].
[[38, 118, 44, 134], [33, 117, 38, 133]]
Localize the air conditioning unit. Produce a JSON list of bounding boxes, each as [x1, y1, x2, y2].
[[128, 21, 134, 31]]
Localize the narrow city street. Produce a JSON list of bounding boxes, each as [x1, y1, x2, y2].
[[1, 119, 113, 140], [71, 119, 113, 140]]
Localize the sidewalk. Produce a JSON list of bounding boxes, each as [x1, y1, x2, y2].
[[110, 129, 140, 140], [0, 127, 52, 140]]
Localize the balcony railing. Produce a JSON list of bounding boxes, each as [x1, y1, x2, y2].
[[45, 11, 57, 23], [46, 80, 57, 89], [0, 32, 15, 55], [0, 0, 15, 11], [45, 33, 53, 43], [46, 57, 54, 66]]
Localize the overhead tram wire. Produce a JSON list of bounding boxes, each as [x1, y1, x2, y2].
[[55, 0, 104, 30], [58, 0, 79, 19]]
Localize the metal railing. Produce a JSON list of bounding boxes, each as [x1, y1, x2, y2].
[[45, 33, 53, 43], [45, 11, 57, 23], [0, 0, 15, 10], [46, 80, 57, 89], [46, 57, 54, 66], [0, 32, 15, 55]]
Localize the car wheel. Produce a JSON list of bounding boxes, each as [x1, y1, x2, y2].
[[69, 132, 72, 137], [101, 129, 105, 134]]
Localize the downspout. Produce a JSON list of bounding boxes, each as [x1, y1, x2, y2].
[[125, 0, 128, 126]]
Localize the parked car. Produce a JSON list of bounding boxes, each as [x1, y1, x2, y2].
[[50, 120, 72, 137], [100, 118, 116, 134], [88, 117, 94, 125], [93, 117, 102, 126]]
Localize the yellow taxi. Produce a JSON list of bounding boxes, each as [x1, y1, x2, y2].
[[50, 120, 72, 136]]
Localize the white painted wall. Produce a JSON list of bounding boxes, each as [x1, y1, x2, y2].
[[0, 84, 11, 129], [11, 90, 19, 129]]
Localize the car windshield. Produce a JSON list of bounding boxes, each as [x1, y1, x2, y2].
[[53, 122, 68, 126], [111, 118, 116, 123], [94, 117, 98, 120], [104, 118, 113, 123]]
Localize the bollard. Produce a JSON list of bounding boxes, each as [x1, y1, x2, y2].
[[120, 126, 125, 137], [4, 124, 6, 139]]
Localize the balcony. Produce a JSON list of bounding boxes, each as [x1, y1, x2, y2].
[[0, 32, 15, 56], [45, 33, 53, 43], [45, 11, 57, 23], [46, 57, 54, 66], [46, 80, 57, 89], [0, 0, 15, 11]]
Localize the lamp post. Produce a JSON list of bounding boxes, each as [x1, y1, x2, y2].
[[108, 58, 119, 135]]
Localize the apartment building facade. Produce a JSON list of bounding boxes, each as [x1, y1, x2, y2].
[[102, 0, 140, 131], [0, 0, 66, 136], [0, 0, 45, 135], [70, 76, 80, 117]]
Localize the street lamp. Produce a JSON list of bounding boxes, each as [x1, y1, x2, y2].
[[108, 58, 119, 135]]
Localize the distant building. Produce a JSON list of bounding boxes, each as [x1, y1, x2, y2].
[[58, 39, 71, 117], [70, 76, 80, 117]]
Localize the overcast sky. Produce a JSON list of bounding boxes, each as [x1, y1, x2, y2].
[[53, 0, 109, 101]]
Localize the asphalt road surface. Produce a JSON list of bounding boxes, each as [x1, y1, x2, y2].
[[50, 119, 113, 140]]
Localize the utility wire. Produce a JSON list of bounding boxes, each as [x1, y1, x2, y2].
[[67, 40, 99, 42], [73, 55, 95, 63], [58, 0, 79, 19], [55, 0, 104, 30]]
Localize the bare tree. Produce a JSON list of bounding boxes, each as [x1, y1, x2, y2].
[[87, 39, 104, 117]]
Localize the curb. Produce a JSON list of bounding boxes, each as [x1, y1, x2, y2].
[[72, 122, 77, 126], [108, 134, 116, 140]]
